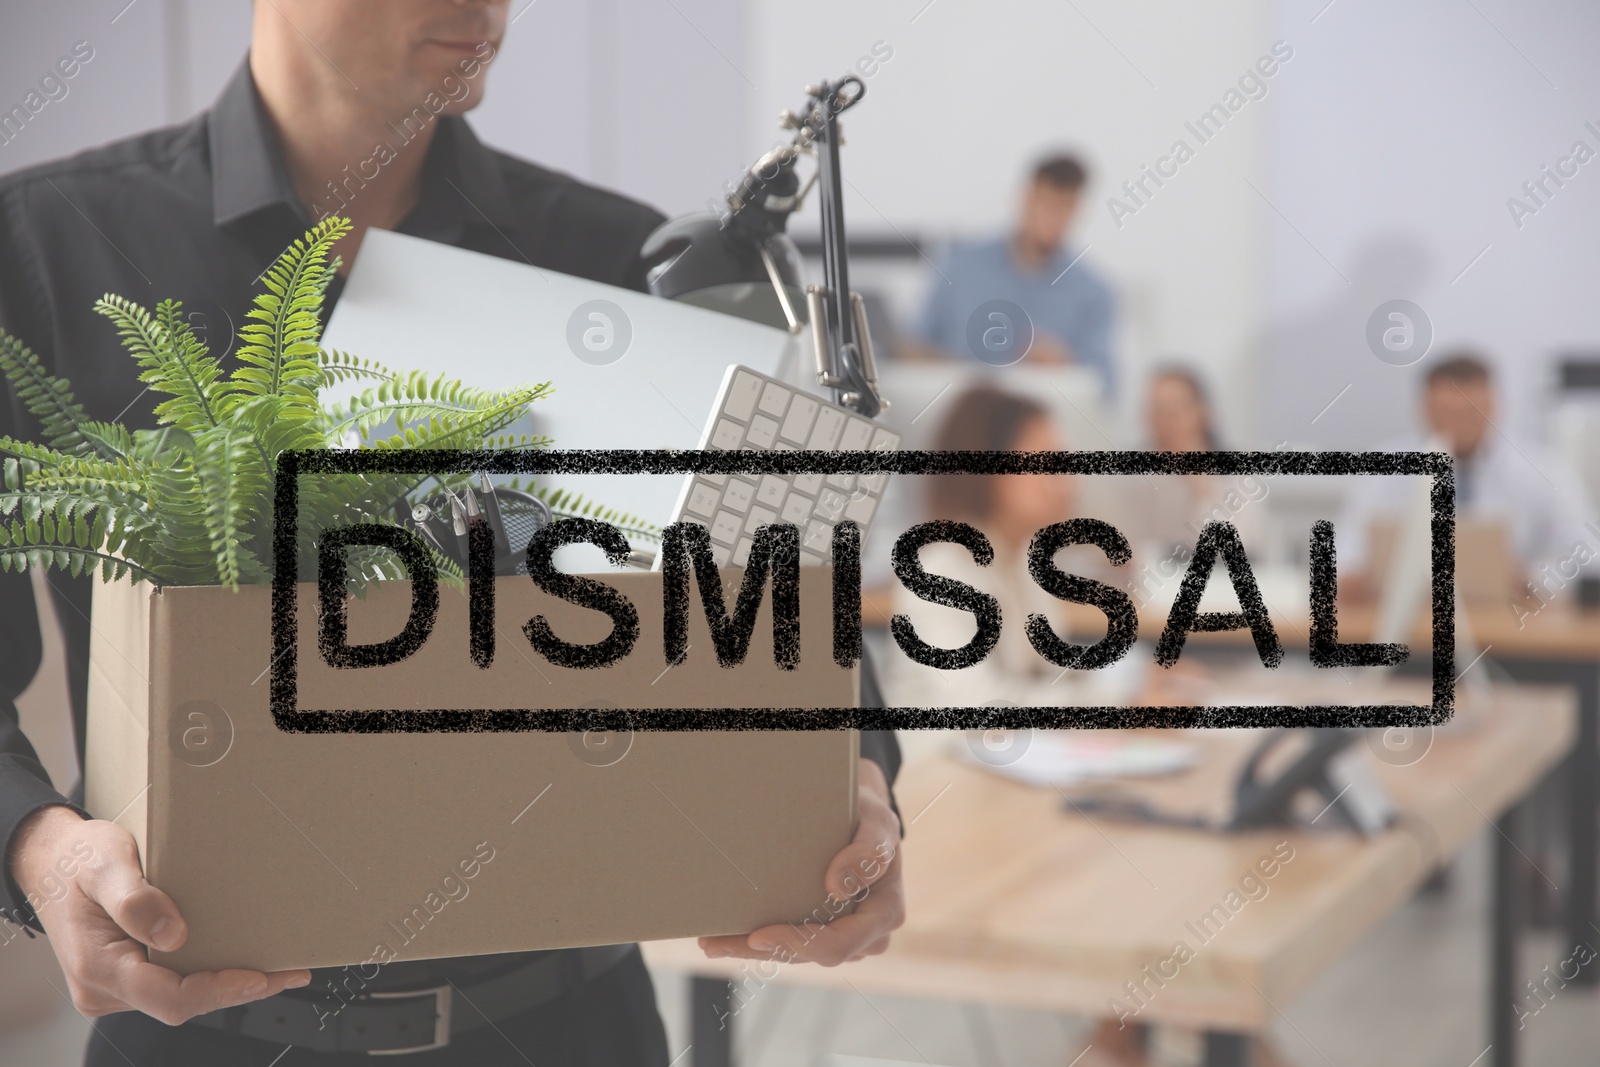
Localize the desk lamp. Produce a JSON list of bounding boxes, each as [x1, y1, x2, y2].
[[641, 76, 888, 419]]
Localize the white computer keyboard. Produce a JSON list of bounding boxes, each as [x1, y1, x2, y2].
[[664, 364, 900, 567]]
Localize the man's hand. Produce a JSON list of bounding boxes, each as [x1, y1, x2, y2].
[[9, 805, 311, 1025], [1339, 571, 1377, 605], [698, 758, 905, 967], [1026, 330, 1075, 366]]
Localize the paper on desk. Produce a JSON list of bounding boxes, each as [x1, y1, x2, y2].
[[321, 229, 800, 541], [957, 731, 1199, 787]]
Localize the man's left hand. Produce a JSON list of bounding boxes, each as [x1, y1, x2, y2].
[[1026, 330, 1075, 365], [697, 758, 905, 967]]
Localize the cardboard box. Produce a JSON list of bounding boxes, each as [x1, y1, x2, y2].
[[85, 569, 857, 974]]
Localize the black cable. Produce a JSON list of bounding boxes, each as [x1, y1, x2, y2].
[[1063, 793, 1221, 830]]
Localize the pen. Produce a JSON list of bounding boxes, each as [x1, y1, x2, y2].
[[446, 489, 470, 566], [477, 471, 511, 564]]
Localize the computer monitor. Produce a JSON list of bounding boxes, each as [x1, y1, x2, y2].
[[322, 229, 800, 535]]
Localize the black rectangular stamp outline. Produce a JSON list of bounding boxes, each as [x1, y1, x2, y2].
[[271, 448, 1455, 733]]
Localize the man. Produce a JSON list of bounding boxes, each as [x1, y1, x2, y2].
[[0, 2, 904, 1063], [1337, 352, 1596, 603], [904, 154, 1118, 395]]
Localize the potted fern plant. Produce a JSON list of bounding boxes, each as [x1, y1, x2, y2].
[[0, 216, 654, 589]]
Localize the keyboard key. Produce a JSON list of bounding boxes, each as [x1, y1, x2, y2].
[[726, 370, 764, 420], [808, 408, 845, 449], [744, 505, 777, 534], [780, 493, 812, 525], [710, 511, 741, 545], [757, 381, 791, 417], [838, 418, 873, 450], [803, 519, 833, 554], [670, 364, 906, 573], [686, 482, 719, 517], [845, 493, 878, 525], [711, 418, 744, 451], [756, 475, 787, 508], [747, 414, 779, 448], [780, 395, 819, 443], [816, 488, 848, 522], [721, 479, 754, 513]]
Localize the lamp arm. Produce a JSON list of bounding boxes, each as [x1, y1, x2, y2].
[[643, 74, 890, 419], [804, 76, 885, 418]]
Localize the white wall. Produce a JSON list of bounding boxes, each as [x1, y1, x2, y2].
[[1258, 0, 1600, 449], [0, 0, 201, 170], [468, 0, 753, 217]]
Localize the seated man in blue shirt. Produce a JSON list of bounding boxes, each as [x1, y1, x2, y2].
[[905, 154, 1118, 395]]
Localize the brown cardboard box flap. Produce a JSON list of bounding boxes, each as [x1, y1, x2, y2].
[[86, 569, 857, 974]]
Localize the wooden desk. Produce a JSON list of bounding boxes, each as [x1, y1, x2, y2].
[[646, 683, 1575, 1067], [1290, 601, 1600, 661], [868, 588, 1600, 661], [1260, 601, 1600, 988], [1049, 599, 1600, 660], [1054, 595, 1600, 973]]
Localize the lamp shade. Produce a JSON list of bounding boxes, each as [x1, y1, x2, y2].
[[641, 213, 806, 331]]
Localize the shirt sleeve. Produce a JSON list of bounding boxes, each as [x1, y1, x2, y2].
[[1334, 472, 1414, 575], [1333, 483, 1377, 574], [910, 247, 959, 353], [1518, 445, 1599, 577], [0, 183, 86, 933], [1075, 275, 1116, 399], [618, 205, 668, 294], [856, 645, 903, 832]]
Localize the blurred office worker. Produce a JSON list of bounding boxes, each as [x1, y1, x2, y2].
[[0, 1, 904, 1063], [893, 385, 1075, 705], [1337, 352, 1596, 600], [885, 385, 1145, 708], [1145, 365, 1222, 453], [885, 385, 1197, 1067], [1118, 366, 1266, 581], [903, 155, 1119, 395]]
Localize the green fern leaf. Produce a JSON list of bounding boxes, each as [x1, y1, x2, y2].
[[93, 295, 225, 436], [319, 349, 397, 387], [0, 333, 117, 460], [192, 424, 271, 588], [231, 217, 350, 405]]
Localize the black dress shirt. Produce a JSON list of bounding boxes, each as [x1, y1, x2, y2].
[[0, 61, 900, 984]]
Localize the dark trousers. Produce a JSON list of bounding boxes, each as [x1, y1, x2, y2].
[[84, 948, 670, 1067]]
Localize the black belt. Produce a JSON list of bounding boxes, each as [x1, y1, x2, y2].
[[188, 944, 636, 1055]]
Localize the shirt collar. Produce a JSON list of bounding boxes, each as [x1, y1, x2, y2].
[[1041, 241, 1084, 276], [402, 112, 517, 244], [208, 60, 304, 227], [994, 235, 1081, 279], [207, 58, 518, 237]]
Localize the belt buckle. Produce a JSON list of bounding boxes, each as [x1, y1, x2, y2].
[[365, 983, 452, 1055]]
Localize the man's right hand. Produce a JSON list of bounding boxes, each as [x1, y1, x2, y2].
[[8, 805, 310, 1025], [1026, 331, 1074, 366]]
